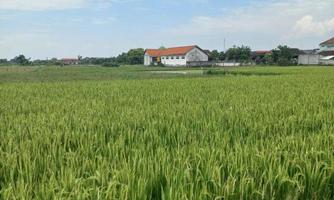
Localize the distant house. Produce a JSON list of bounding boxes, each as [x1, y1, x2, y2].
[[298, 37, 334, 65], [319, 37, 334, 56], [320, 56, 334, 65], [298, 49, 321, 65], [144, 45, 209, 66], [62, 58, 79, 65], [251, 50, 271, 64]]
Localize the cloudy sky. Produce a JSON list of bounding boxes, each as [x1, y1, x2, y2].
[[0, 0, 334, 59]]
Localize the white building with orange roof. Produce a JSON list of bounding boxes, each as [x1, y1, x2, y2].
[[144, 45, 208, 66]]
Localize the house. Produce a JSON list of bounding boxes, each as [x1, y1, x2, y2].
[[319, 37, 334, 56], [251, 50, 271, 64], [319, 56, 334, 65], [62, 58, 79, 65], [298, 49, 320, 65], [144, 45, 209, 66], [298, 37, 334, 65]]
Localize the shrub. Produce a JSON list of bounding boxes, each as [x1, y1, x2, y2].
[[102, 62, 120, 67]]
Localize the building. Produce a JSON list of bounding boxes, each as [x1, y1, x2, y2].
[[298, 49, 320, 65], [319, 37, 334, 56], [251, 50, 271, 64], [144, 45, 209, 66], [62, 58, 79, 65], [320, 56, 334, 65], [298, 37, 334, 65]]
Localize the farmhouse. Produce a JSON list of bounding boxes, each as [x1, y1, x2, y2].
[[298, 37, 334, 65], [62, 58, 79, 65], [298, 49, 321, 65], [144, 45, 209, 66], [319, 37, 334, 56], [251, 50, 271, 64]]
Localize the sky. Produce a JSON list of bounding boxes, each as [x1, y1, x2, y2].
[[0, 0, 334, 59]]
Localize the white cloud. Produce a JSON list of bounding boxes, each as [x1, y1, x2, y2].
[[165, 0, 334, 49], [0, 0, 132, 10], [0, 0, 87, 10], [292, 15, 334, 37]]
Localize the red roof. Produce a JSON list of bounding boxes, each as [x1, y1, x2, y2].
[[254, 50, 271, 55], [145, 45, 197, 57], [320, 37, 334, 45], [62, 58, 78, 61]]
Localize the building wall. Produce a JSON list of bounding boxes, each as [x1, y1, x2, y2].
[[144, 46, 209, 66], [298, 55, 320, 65], [320, 59, 334, 65], [320, 44, 334, 52], [186, 47, 209, 62], [161, 55, 187, 66], [144, 54, 152, 66]]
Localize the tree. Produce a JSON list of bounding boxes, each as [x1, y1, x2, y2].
[[238, 46, 251, 63], [127, 48, 145, 65], [219, 51, 225, 61], [225, 46, 239, 61], [225, 45, 251, 63], [0, 59, 8, 65], [209, 50, 220, 61], [271, 45, 295, 66], [115, 52, 128, 64], [11, 55, 31, 66], [263, 53, 274, 65]]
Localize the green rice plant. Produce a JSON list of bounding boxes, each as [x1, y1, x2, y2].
[[0, 66, 334, 199]]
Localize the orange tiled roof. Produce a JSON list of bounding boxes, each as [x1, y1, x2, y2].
[[145, 45, 197, 57]]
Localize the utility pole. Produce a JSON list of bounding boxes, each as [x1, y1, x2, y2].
[[224, 38, 226, 52]]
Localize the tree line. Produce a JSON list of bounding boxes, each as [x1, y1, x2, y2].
[[0, 45, 299, 66]]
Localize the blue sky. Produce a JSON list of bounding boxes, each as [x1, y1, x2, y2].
[[0, 0, 334, 59]]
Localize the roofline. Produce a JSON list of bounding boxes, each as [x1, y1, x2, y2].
[[145, 45, 207, 56], [320, 37, 334, 46], [193, 45, 209, 56]]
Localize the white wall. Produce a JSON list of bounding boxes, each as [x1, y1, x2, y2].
[[298, 55, 320, 65], [186, 47, 208, 62], [144, 54, 152, 66], [320, 44, 334, 52], [144, 46, 209, 66], [320, 59, 334, 65], [161, 55, 187, 66]]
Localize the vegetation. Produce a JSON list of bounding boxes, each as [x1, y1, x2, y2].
[[271, 45, 297, 66], [225, 45, 252, 63], [11, 54, 31, 66], [0, 66, 333, 199]]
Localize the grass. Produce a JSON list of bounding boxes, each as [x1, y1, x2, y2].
[[0, 65, 334, 199]]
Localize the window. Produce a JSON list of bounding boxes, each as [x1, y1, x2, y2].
[[182, 56, 185, 59], [176, 56, 179, 59], [171, 57, 174, 59], [166, 57, 169, 59]]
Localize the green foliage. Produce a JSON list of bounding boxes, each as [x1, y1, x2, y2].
[[272, 45, 297, 66], [219, 51, 225, 61], [0, 59, 8, 65], [32, 58, 63, 66], [263, 53, 274, 65], [209, 50, 221, 61], [225, 45, 251, 63], [0, 66, 334, 199], [126, 48, 145, 65], [11, 54, 31, 66], [102, 62, 120, 67]]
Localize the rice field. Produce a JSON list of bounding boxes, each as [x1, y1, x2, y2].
[[0, 66, 333, 199]]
